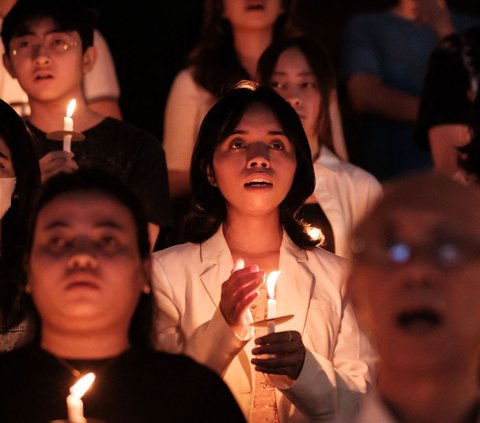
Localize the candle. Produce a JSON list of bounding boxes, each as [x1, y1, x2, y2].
[[67, 372, 95, 423], [266, 271, 281, 334], [63, 99, 76, 153]]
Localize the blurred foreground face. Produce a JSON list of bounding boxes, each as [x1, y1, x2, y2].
[[348, 175, 480, 371], [27, 191, 148, 334]]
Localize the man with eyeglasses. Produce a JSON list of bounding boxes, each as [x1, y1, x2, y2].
[[0, 0, 172, 248], [342, 171, 480, 423]]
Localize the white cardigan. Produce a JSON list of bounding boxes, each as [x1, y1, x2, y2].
[[152, 228, 374, 422]]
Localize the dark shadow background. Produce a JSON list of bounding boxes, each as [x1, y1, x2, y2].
[[87, 0, 480, 144]]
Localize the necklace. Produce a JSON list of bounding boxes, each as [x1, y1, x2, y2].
[[42, 348, 121, 379]]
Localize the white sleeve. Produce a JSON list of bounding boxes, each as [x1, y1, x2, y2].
[[83, 30, 120, 102], [163, 69, 211, 172]]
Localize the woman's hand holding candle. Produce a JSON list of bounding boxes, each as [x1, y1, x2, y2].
[[220, 260, 265, 337], [251, 330, 306, 380]]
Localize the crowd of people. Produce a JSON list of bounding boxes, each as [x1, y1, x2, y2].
[[0, 0, 479, 422]]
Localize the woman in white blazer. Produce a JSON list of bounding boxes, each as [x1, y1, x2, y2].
[[152, 84, 374, 422]]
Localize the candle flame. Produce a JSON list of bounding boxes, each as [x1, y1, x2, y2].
[[266, 271, 281, 299], [66, 99, 76, 117], [70, 372, 95, 398], [306, 226, 324, 242]]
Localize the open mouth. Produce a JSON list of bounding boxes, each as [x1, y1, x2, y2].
[[396, 309, 443, 331], [244, 179, 272, 188], [246, 1, 265, 10], [34, 73, 53, 81]]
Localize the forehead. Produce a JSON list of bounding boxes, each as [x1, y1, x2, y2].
[[235, 103, 282, 128], [13, 17, 66, 38], [36, 191, 135, 231], [275, 47, 313, 74], [364, 206, 480, 242]]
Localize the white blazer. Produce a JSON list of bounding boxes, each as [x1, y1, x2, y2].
[[314, 147, 382, 258], [152, 229, 374, 422]]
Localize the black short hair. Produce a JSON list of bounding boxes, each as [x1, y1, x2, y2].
[[24, 168, 153, 348], [183, 83, 317, 249], [1, 0, 97, 55]]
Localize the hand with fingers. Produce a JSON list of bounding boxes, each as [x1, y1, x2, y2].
[[220, 259, 266, 336], [251, 330, 306, 380], [39, 151, 79, 182], [414, 0, 453, 38]]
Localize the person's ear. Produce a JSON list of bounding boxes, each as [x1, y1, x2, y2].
[[140, 258, 152, 293], [3, 53, 16, 78], [82, 46, 97, 75], [207, 165, 217, 186]]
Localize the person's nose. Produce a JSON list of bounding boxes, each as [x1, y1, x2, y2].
[[246, 143, 270, 169], [32, 43, 52, 65], [66, 242, 99, 270], [398, 260, 438, 293], [285, 86, 302, 108]]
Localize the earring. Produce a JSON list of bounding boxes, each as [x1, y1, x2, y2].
[[143, 285, 151, 294], [24, 284, 32, 294]]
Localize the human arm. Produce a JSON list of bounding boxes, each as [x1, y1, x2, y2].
[[83, 31, 122, 119], [152, 255, 264, 376], [163, 69, 212, 197], [346, 73, 419, 122]]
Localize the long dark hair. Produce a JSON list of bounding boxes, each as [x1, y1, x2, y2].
[[189, 0, 299, 97], [23, 169, 154, 348], [257, 36, 336, 151], [0, 99, 40, 331], [183, 83, 317, 249]]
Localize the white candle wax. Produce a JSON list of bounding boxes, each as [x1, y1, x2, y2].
[[67, 394, 86, 423], [266, 270, 281, 334], [66, 372, 94, 423], [63, 99, 76, 152], [267, 298, 276, 334]]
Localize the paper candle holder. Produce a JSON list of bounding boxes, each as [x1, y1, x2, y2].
[[50, 419, 105, 423], [46, 130, 86, 142], [250, 314, 294, 328]]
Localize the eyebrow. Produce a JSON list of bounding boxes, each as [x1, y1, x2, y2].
[[272, 70, 315, 76], [43, 219, 126, 231], [0, 151, 9, 160], [229, 129, 287, 136]]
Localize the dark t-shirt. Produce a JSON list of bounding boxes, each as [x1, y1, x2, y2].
[[28, 118, 172, 226], [0, 345, 245, 423]]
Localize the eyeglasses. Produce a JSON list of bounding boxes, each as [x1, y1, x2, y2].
[[10, 34, 79, 58], [351, 235, 480, 269]]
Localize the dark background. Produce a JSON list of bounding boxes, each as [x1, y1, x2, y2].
[[87, 0, 480, 143]]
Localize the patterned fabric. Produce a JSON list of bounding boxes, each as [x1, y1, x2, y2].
[[251, 283, 279, 423]]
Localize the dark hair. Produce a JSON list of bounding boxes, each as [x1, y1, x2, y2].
[[24, 168, 153, 348], [189, 0, 299, 97], [257, 36, 336, 151], [0, 99, 40, 330], [183, 83, 317, 249], [1, 0, 97, 55]]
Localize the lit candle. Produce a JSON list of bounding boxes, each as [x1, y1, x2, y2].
[[63, 99, 76, 153], [66, 372, 95, 423], [266, 271, 281, 334]]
